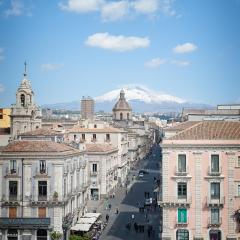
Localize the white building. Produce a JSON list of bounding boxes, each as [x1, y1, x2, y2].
[[0, 140, 89, 240]]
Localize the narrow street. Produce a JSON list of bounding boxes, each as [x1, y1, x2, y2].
[[98, 144, 162, 240]]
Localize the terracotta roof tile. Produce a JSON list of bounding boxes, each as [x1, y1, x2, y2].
[[170, 121, 240, 140], [20, 128, 63, 136], [68, 126, 125, 133], [165, 121, 200, 131], [85, 144, 118, 153], [2, 140, 78, 153]]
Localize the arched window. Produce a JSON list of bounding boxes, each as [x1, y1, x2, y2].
[[120, 112, 123, 120], [20, 94, 25, 107], [37, 230, 47, 240], [176, 229, 189, 240], [127, 113, 129, 120]]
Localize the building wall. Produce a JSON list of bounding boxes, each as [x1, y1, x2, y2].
[[0, 108, 11, 128], [161, 143, 240, 240]]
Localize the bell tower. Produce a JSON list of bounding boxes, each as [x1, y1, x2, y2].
[[11, 62, 42, 139]]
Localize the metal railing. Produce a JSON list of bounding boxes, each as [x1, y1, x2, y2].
[[206, 196, 225, 206], [208, 217, 222, 226], [208, 166, 222, 176], [175, 166, 189, 176]]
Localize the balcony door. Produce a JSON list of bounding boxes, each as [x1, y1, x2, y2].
[[37, 230, 47, 240], [209, 230, 221, 240], [176, 229, 189, 240]]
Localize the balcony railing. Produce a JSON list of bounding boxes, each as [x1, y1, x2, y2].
[[35, 167, 48, 175], [38, 195, 48, 201], [175, 217, 189, 227], [91, 138, 97, 142], [158, 196, 192, 207], [90, 171, 98, 176], [5, 167, 20, 176], [206, 196, 225, 207], [175, 166, 189, 176], [8, 195, 18, 201], [207, 217, 222, 227], [208, 166, 222, 176]]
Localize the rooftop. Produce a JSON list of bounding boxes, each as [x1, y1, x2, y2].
[[164, 121, 200, 132], [20, 128, 63, 136], [169, 121, 240, 140], [1, 140, 78, 154], [85, 143, 118, 153]]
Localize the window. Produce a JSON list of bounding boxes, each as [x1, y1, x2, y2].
[[0, 109, 3, 119], [20, 94, 25, 107], [127, 113, 129, 120], [106, 134, 110, 141], [9, 181, 18, 200], [10, 160, 17, 174], [74, 134, 77, 141], [92, 164, 97, 172], [93, 134, 96, 140], [82, 134, 85, 141], [211, 208, 219, 224], [178, 208, 187, 223], [37, 229, 47, 240], [39, 160, 46, 174], [38, 181, 47, 200], [211, 182, 220, 199], [178, 154, 186, 172], [238, 185, 240, 197], [176, 229, 189, 240], [64, 179, 67, 197], [94, 124, 97, 128], [120, 112, 123, 120], [9, 207, 17, 218], [238, 156, 240, 167], [38, 207, 46, 218], [178, 182, 187, 199], [211, 155, 219, 172]]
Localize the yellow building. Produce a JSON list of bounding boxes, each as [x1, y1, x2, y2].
[[0, 108, 11, 128]]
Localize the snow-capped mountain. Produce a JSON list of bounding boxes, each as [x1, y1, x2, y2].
[[94, 85, 186, 104], [42, 85, 211, 113]]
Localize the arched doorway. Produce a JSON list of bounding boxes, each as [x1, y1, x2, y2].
[[176, 229, 189, 240], [37, 229, 48, 240], [209, 230, 221, 240]]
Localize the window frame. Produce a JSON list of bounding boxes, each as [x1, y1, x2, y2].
[[178, 208, 187, 223], [178, 154, 186, 173], [211, 154, 219, 173], [92, 163, 98, 172], [177, 182, 187, 199], [210, 182, 220, 199], [38, 181, 47, 200]]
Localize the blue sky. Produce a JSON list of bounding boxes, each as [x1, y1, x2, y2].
[[0, 0, 240, 107]]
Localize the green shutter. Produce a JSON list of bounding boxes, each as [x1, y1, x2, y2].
[[178, 208, 187, 223]]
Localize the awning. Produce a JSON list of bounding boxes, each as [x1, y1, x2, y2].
[[84, 213, 101, 218], [71, 223, 92, 232], [78, 217, 96, 224]]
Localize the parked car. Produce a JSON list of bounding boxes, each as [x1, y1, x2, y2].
[[138, 172, 144, 178]]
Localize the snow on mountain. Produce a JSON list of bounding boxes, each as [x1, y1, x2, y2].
[[94, 85, 186, 104]]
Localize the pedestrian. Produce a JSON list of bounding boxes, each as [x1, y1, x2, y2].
[[144, 191, 147, 198], [134, 222, 138, 232], [108, 203, 111, 210], [145, 213, 148, 219], [106, 214, 109, 222], [131, 214, 135, 221], [126, 189, 128, 195], [115, 208, 119, 214], [147, 228, 151, 238], [112, 192, 115, 198]]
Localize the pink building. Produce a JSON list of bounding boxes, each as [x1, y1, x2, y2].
[[160, 121, 240, 240]]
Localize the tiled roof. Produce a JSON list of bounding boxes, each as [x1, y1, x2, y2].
[[20, 128, 63, 136], [165, 121, 200, 131], [2, 140, 78, 153], [68, 126, 125, 133], [170, 121, 240, 140], [85, 144, 118, 153]]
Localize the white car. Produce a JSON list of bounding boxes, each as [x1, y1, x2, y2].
[[138, 172, 144, 178]]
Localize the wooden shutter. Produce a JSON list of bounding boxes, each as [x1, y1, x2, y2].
[[9, 207, 17, 218], [38, 207, 46, 218]]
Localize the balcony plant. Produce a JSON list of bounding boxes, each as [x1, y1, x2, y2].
[[50, 231, 62, 240], [53, 191, 58, 201]]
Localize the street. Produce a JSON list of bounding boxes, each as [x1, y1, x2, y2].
[[98, 144, 162, 240]]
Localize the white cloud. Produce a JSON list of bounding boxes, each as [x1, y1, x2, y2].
[[173, 43, 198, 54], [59, 0, 104, 13], [41, 63, 64, 71], [132, 0, 159, 14], [0, 84, 5, 93], [85, 32, 150, 52], [5, 0, 24, 17], [59, 0, 177, 21], [101, 1, 129, 21], [145, 58, 166, 68], [171, 60, 190, 67]]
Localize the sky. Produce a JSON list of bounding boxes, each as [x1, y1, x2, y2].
[[0, 0, 240, 107]]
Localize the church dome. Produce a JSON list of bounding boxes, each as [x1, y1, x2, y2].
[[113, 90, 132, 111]]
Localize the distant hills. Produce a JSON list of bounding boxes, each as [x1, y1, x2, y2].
[[42, 85, 212, 113]]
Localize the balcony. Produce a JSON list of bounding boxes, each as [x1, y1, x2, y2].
[[5, 167, 20, 177], [105, 138, 111, 142], [35, 167, 48, 176], [38, 195, 47, 201], [158, 196, 192, 207], [91, 138, 97, 142], [207, 217, 222, 228], [174, 166, 189, 176], [90, 171, 98, 176], [208, 166, 222, 176], [206, 196, 225, 207], [175, 218, 189, 227], [9, 195, 18, 201], [0, 218, 50, 228]]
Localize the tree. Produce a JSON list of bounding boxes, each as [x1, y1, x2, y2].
[[69, 234, 90, 240], [50, 231, 62, 240]]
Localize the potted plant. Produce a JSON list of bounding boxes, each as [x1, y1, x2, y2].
[[53, 191, 58, 201]]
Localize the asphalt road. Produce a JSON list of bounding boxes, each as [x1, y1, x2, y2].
[[99, 144, 162, 240]]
